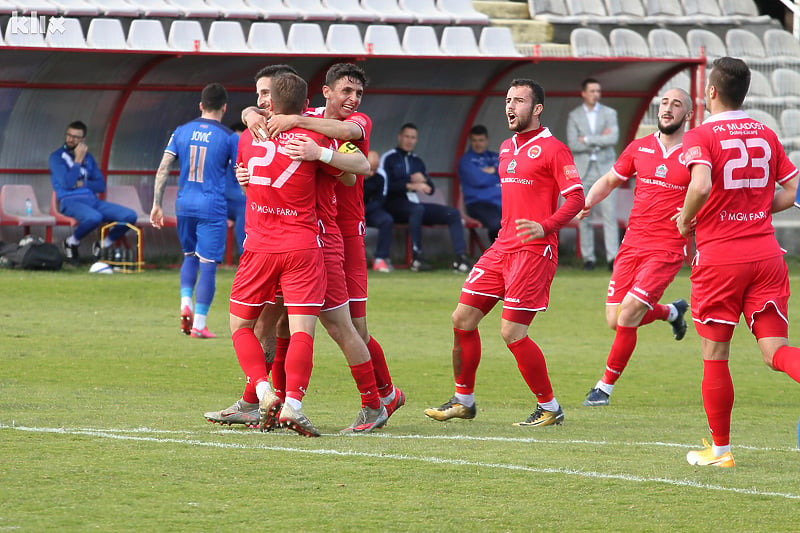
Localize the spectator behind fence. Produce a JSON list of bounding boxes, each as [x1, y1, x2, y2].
[[567, 78, 619, 270], [49, 120, 137, 266], [457, 125, 501, 243], [380, 123, 471, 273], [364, 150, 394, 272]]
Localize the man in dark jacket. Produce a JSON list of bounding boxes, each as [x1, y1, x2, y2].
[[379, 123, 470, 272]]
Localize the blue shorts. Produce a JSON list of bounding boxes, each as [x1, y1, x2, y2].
[[177, 215, 226, 263]]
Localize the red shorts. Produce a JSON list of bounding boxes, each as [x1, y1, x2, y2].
[[321, 233, 349, 312], [459, 247, 557, 324], [691, 255, 789, 342], [342, 234, 368, 318], [607, 244, 684, 308], [230, 248, 325, 320]]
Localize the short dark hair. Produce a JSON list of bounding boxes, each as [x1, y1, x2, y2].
[[709, 56, 750, 109], [66, 121, 87, 136], [399, 122, 417, 133], [201, 83, 228, 112], [469, 125, 488, 137], [271, 73, 307, 115], [509, 78, 545, 107], [581, 77, 600, 91], [325, 62, 368, 88], [254, 64, 299, 83]]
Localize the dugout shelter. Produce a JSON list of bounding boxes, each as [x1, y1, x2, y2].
[[0, 48, 702, 258]]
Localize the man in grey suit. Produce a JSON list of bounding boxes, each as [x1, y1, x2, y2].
[[567, 78, 619, 270]]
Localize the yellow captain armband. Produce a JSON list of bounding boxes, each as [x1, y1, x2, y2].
[[338, 142, 361, 154]]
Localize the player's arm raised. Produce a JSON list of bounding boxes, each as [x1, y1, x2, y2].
[[284, 136, 369, 182], [151, 152, 177, 229], [267, 115, 362, 142], [242, 106, 270, 142]]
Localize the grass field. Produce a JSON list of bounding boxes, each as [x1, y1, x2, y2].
[[2, 263, 800, 532]]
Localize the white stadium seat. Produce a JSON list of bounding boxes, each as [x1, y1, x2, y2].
[[363, 24, 404, 54], [725, 28, 767, 64], [245, 0, 301, 20], [205, 0, 261, 18], [439, 26, 480, 56], [401, 25, 441, 55], [207, 21, 249, 52], [284, 0, 339, 21], [86, 17, 127, 49], [570, 27, 611, 57], [324, 0, 379, 22], [9, 1, 59, 16], [50, 0, 99, 16], [437, 0, 489, 25], [686, 28, 726, 62], [91, 0, 142, 17], [286, 22, 328, 53], [168, 20, 206, 52], [326, 23, 367, 54], [168, 0, 221, 17], [478, 27, 521, 57], [45, 16, 86, 48], [528, 0, 581, 24], [609, 27, 649, 57], [248, 22, 289, 53], [127, 19, 171, 51], [399, 0, 453, 25], [4, 16, 47, 46], [648, 28, 689, 58], [126, 0, 182, 17], [361, 0, 415, 24]]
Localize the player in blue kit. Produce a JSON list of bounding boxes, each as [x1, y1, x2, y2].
[[150, 83, 239, 339]]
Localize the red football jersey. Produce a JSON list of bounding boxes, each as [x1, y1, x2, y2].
[[613, 132, 689, 253], [683, 110, 798, 265], [334, 111, 372, 236], [237, 127, 335, 253], [494, 127, 583, 260]]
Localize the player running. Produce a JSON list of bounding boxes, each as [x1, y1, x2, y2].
[[580, 87, 693, 407], [424, 78, 584, 427], [677, 57, 800, 466]]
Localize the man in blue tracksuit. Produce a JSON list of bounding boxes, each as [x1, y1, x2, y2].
[[380, 123, 470, 273], [49, 120, 137, 266], [458, 125, 501, 243]]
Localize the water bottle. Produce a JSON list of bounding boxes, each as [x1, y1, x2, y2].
[[24, 198, 32, 216]]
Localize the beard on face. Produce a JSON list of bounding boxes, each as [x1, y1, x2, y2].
[[658, 115, 686, 135]]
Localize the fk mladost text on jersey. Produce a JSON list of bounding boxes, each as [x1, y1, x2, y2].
[[713, 120, 770, 223]]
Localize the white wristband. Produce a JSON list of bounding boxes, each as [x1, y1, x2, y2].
[[319, 147, 333, 164]]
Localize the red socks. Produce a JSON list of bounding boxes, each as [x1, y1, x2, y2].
[[367, 336, 394, 398], [350, 360, 381, 409], [284, 332, 313, 403], [453, 328, 481, 395], [639, 303, 670, 326], [601, 325, 638, 385], [702, 359, 734, 447], [507, 336, 554, 404], [242, 380, 258, 404], [772, 345, 800, 383], [232, 328, 269, 386], [272, 336, 290, 401]]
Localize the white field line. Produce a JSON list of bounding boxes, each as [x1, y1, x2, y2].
[[3, 423, 800, 500], [2, 422, 797, 453]]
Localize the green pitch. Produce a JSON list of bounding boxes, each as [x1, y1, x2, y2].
[[1, 264, 799, 531]]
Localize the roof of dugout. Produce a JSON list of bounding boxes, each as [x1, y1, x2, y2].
[[0, 49, 703, 202]]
